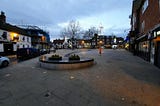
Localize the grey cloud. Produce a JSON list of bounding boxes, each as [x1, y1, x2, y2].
[[0, 0, 131, 24], [0, 0, 132, 38]]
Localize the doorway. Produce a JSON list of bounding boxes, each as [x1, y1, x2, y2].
[[4, 43, 13, 55], [156, 42, 160, 68]]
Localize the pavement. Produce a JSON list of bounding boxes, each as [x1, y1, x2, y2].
[[0, 49, 160, 106]]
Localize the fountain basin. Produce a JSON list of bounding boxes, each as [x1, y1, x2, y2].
[[39, 56, 94, 70]]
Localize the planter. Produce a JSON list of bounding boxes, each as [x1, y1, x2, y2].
[[48, 54, 62, 60], [69, 54, 80, 61]]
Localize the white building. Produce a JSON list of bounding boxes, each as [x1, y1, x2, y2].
[[0, 29, 31, 55]]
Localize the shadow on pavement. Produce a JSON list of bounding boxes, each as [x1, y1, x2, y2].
[[121, 65, 160, 86]]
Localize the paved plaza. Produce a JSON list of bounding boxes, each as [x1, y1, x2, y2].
[[0, 49, 160, 106]]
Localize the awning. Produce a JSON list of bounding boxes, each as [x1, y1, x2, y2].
[[136, 34, 147, 41]]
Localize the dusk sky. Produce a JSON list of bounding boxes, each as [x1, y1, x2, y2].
[[0, 0, 132, 40]]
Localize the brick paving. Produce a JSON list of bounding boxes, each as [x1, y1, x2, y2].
[[0, 49, 160, 106]]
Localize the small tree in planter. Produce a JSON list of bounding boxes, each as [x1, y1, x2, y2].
[[48, 54, 62, 60], [69, 54, 80, 60]]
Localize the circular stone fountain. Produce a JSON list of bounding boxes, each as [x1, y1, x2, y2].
[[39, 55, 94, 70]]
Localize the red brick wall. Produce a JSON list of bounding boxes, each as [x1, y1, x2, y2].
[[139, 0, 160, 35]]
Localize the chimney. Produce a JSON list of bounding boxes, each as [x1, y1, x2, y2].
[[0, 11, 6, 24]]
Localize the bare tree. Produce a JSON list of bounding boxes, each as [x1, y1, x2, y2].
[[60, 27, 68, 39], [83, 27, 98, 40], [67, 20, 81, 39], [60, 20, 81, 49]]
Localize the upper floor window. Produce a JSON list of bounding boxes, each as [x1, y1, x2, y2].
[[132, 13, 136, 31], [159, 0, 160, 12], [142, 0, 149, 14], [141, 20, 145, 32], [27, 37, 29, 42]]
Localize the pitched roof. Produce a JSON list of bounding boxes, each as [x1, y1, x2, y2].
[[0, 23, 29, 36]]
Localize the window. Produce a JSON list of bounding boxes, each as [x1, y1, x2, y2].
[[159, 0, 160, 11], [141, 20, 145, 32], [139, 41, 149, 52], [22, 37, 25, 41], [142, 0, 148, 14], [27, 37, 29, 42], [132, 13, 136, 31]]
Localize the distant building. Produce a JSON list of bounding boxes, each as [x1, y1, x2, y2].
[[53, 39, 65, 49], [91, 34, 124, 49], [21, 26, 51, 50], [77, 39, 92, 48]]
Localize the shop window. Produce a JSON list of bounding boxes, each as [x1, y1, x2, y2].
[[139, 41, 149, 52], [142, 0, 148, 14]]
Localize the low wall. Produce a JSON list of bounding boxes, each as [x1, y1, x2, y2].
[[39, 58, 94, 70]]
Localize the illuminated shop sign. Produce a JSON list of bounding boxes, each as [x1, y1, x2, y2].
[[154, 31, 157, 38], [157, 31, 160, 36]]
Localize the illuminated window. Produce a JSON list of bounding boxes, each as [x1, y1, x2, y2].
[[10, 32, 19, 41], [142, 0, 148, 14]]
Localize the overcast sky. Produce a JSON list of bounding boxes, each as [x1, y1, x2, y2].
[[0, 0, 132, 40]]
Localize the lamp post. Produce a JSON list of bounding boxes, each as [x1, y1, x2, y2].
[[82, 40, 84, 48], [99, 40, 102, 46]]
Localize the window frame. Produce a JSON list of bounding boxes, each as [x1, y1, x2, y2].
[[141, 20, 145, 32], [142, 0, 149, 14]]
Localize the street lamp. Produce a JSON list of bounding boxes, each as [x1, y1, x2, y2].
[[82, 40, 85, 48], [99, 40, 102, 45], [99, 40, 103, 55]]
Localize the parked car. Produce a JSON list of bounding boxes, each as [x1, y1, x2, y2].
[[40, 49, 51, 55], [17, 48, 40, 60], [40, 49, 49, 55], [0, 56, 10, 67]]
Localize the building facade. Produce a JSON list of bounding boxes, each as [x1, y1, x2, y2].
[[0, 11, 52, 55], [91, 35, 124, 49], [23, 26, 50, 50], [129, 0, 160, 67], [53, 39, 65, 49], [0, 12, 31, 55]]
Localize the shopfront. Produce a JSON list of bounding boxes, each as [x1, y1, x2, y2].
[[150, 27, 160, 68], [136, 34, 150, 61]]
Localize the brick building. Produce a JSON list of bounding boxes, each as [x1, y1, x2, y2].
[[129, 0, 160, 67]]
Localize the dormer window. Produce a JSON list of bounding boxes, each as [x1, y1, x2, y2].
[[142, 0, 149, 14]]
